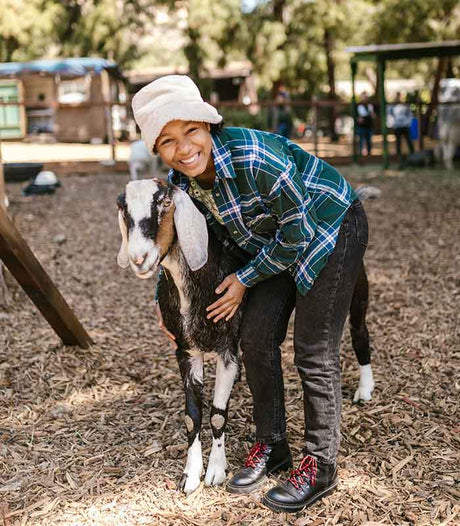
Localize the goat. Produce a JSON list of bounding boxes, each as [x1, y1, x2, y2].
[[129, 140, 161, 181], [117, 178, 242, 495], [116, 179, 376, 493], [437, 105, 460, 170]]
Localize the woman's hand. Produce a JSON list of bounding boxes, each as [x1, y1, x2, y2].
[[155, 303, 178, 350], [206, 273, 247, 322]]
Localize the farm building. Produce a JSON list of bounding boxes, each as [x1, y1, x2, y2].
[[0, 58, 129, 143], [126, 61, 258, 106]]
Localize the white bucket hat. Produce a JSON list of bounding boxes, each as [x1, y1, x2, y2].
[[132, 75, 223, 153]]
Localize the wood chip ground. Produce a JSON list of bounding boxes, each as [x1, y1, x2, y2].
[[1, 167, 459, 525]]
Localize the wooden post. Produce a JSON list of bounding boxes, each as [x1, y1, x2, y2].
[[0, 136, 6, 210], [312, 97, 319, 157], [101, 69, 116, 162], [377, 59, 389, 169], [0, 206, 93, 348], [351, 60, 358, 163]]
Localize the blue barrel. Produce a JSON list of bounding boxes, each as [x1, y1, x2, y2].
[[410, 117, 418, 140]]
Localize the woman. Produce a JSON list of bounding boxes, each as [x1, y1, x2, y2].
[[132, 75, 368, 513]]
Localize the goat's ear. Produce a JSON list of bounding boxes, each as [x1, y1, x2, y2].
[[173, 190, 208, 271], [117, 209, 130, 268], [117, 192, 126, 210]]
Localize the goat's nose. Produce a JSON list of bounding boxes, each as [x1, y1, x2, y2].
[[133, 253, 148, 266]]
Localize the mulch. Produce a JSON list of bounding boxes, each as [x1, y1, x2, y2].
[[0, 166, 459, 526]]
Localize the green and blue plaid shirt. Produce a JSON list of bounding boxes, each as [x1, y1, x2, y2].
[[169, 127, 357, 295]]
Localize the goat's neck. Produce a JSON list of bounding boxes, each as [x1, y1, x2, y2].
[[161, 245, 191, 316]]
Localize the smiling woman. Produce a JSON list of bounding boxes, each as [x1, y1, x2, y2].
[[155, 121, 215, 186], [130, 74, 373, 513]]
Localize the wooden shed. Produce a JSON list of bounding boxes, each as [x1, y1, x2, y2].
[[0, 58, 128, 143]]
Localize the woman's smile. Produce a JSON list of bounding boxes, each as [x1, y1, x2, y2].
[[178, 152, 200, 166]]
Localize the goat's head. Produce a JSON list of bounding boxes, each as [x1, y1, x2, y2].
[[117, 178, 208, 279]]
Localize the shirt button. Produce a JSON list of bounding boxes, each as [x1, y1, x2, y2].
[[215, 192, 220, 197], [233, 230, 237, 234]]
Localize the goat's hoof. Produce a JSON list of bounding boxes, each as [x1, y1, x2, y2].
[[204, 465, 227, 486], [353, 387, 374, 403], [178, 472, 201, 495]]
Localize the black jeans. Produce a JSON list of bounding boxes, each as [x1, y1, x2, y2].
[[395, 127, 414, 157], [240, 199, 368, 464]]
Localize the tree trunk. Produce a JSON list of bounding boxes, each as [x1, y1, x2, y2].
[[425, 57, 446, 136], [324, 28, 338, 142]]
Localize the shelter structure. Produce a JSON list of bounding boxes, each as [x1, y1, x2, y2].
[[347, 40, 460, 168], [0, 58, 128, 143], [126, 61, 258, 106]]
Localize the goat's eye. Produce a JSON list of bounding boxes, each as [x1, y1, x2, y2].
[[163, 198, 172, 208]]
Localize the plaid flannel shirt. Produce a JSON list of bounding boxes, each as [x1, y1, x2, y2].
[[167, 127, 356, 296]]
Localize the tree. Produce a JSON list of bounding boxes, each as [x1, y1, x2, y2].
[[0, 0, 59, 62]]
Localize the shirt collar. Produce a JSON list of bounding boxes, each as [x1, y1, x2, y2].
[[169, 130, 235, 187]]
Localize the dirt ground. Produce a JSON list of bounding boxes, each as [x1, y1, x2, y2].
[[0, 166, 459, 526]]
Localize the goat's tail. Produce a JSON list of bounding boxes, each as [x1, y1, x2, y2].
[[349, 260, 371, 366], [355, 186, 382, 201]]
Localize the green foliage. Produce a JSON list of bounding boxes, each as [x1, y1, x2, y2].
[[1, 0, 458, 101], [0, 0, 60, 62]]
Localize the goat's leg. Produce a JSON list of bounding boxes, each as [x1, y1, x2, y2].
[[205, 353, 238, 486], [349, 261, 374, 402], [176, 349, 204, 494]]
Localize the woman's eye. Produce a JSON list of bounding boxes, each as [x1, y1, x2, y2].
[[159, 138, 172, 147], [186, 127, 198, 134]]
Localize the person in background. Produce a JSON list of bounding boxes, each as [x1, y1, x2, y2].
[[387, 91, 415, 168], [271, 84, 294, 139], [356, 92, 375, 156]]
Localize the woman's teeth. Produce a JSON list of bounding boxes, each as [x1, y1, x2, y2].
[[180, 153, 199, 165]]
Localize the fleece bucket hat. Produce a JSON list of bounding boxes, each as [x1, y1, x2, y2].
[[131, 75, 223, 153]]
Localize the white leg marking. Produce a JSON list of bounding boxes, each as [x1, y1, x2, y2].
[[354, 364, 375, 402], [205, 433, 227, 486], [212, 356, 238, 410], [204, 356, 238, 486], [188, 351, 203, 385], [182, 435, 203, 495]]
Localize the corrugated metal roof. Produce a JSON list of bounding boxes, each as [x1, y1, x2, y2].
[[0, 57, 119, 77]]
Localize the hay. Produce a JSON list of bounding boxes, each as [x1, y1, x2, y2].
[[1, 167, 459, 525]]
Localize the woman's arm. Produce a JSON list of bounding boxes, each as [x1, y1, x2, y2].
[[236, 158, 317, 288]]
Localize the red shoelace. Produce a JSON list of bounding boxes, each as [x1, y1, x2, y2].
[[288, 455, 318, 489], [244, 443, 268, 468]]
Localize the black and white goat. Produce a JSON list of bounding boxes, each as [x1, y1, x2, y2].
[[117, 178, 242, 494], [116, 179, 375, 494]]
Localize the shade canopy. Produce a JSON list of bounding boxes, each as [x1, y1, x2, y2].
[[347, 40, 460, 168], [0, 57, 120, 78]]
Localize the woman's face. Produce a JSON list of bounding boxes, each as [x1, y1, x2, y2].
[[155, 120, 213, 178]]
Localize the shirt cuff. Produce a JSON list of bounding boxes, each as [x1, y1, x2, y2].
[[236, 264, 264, 288]]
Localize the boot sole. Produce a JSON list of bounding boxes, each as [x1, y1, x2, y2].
[[226, 458, 293, 495], [262, 480, 338, 513]]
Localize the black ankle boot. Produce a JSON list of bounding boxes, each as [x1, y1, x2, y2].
[[263, 455, 338, 513], [226, 440, 292, 494]]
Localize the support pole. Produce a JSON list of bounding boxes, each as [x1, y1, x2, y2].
[[351, 60, 358, 162], [377, 59, 388, 169], [312, 97, 319, 157], [0, 206, 93, 348], [101, 69, 116, 163]]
